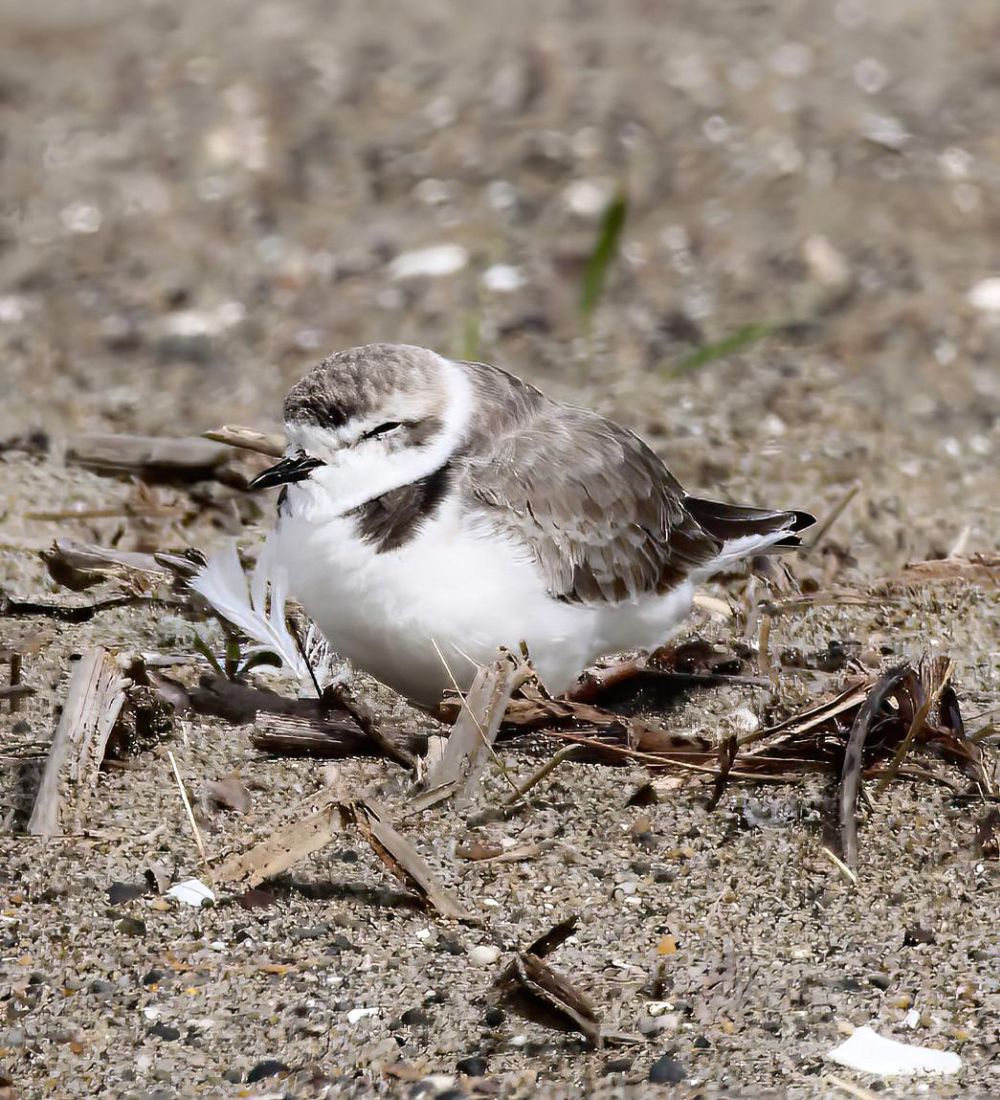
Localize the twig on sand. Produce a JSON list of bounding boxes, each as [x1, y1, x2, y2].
[[800, 481, 860, 555], [215, 796, 473, 922], [838, 666, 908, 871], [167, 750, 213, 882], [202, 424, 286, 458], [502, 745, 584, 807]]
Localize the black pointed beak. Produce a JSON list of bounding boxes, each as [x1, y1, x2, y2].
[[248, 452, 324, 491]]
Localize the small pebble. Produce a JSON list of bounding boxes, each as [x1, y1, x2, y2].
[[649, 1054, 686, 1084], [148, 1022, 180, 1041], [246, 1059, 289, 1084], [468, 945, 501, 967], [457, 1055, 487, 1077]]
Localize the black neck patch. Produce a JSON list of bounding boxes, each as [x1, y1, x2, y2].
[[349, 462, 452, 552]]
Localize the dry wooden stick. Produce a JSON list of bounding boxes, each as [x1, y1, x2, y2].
[[167, 750, 213, 881], [202, 425, 286, 458], [838, 666, 908, 871], [800, 481, 860, 555], [28, 648, 130, 835], [66, 433, 232, 475]]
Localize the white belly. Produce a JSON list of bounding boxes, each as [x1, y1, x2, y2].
[[275, 485, 693, 706]]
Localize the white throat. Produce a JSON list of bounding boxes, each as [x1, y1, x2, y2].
[[286, 353, 473, 517]]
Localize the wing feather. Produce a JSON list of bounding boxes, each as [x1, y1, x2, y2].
[[455, 373, 721, 603]]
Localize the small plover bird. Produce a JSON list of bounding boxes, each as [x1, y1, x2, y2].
[[251, 344, 813, 706]]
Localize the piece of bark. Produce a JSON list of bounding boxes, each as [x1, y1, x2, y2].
[[423, 652, 532, 804], [215, 799, 350, 886], [251, 711, 376, 757], [354, 799, 474, 922], [28, 648, 131, 835], [66, 433, 232, 478], [44, 539, 171, 591]]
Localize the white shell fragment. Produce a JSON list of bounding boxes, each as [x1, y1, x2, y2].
[[967, 277, 1000, 312], [389, 244, 468, 279], [165, 878, 216, 908], [826, 1025, 962, 1076]]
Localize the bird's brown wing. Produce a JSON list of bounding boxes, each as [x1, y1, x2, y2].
[[458, 402, 722, 604]]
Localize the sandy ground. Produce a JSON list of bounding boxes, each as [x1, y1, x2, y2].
[[1, 1, 998, 1097]]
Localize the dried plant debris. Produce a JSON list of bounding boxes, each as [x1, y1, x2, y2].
[[497, 655, 990, 867], [1, 647, 33, 711], [28, 647, 131, 835], [416, 651, 534, 809], [42, 539, 172, 592], [216, 799, 352, 887], [496, 917, 603, 1047], [883, 553, 1000, 589], [65, 432, 234, 481], [215, 797, 470, 921], [351, 799, 473, 922]]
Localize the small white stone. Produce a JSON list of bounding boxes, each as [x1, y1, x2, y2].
[[0, 296, 28, 323], [803, 235, 851, 289], [481, 264, 525, 293], [860, 113, 909, 150], [563, 178, 614, 218], [346, 1007, 379, 1025], [468, 945, 501, 966], [61, 202, 102, 234], [389, 244, 468, 280], [423, 1075, 456, 1092], [905, 1008, 921, 1029], [968, 278, 1000, 312], [768, 42, 813, 78], [702, 115, 730, 144], [854, 57, 889, 94]]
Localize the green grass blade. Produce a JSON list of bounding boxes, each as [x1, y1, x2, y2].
[[579, 190, 628, 323], [670, 321, 777, 376]]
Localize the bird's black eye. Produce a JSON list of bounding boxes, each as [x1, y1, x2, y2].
[[363, 421, 403, 440]]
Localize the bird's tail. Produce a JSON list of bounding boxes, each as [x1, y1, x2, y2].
[[684, 497, 815, 576]]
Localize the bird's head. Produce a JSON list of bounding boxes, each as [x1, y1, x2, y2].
[[250, 344, 472, 513]]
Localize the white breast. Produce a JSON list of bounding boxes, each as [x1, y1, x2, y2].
[[275, 482, 694, 706]]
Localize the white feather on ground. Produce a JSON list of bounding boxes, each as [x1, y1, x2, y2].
[[189, 534, 310, 683]]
